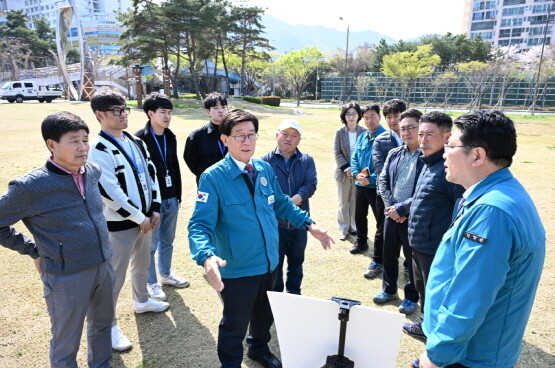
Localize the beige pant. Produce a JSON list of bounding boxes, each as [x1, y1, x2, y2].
[[109, 226, 151, 326], [336, 178, 357, 235]]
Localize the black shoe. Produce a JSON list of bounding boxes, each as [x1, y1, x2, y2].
[[403, 321, 427, 341], [349, 244, 368, 254], [247, 350, 282, 368]]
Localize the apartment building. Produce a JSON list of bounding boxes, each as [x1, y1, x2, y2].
[[463, 0, 555, 50], [1, 0, 130, 54]]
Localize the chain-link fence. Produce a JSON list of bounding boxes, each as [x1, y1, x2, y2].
[[321, 72, 555, 108]]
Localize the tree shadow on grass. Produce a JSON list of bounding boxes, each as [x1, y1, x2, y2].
[[132, 288, 219, 367]]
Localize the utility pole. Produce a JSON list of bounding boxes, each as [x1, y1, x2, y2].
[[530, 0, 554, 115], [339, 17, 350, 103]]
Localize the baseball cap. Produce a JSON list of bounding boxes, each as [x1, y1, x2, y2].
[[278, 119, 302, 135]]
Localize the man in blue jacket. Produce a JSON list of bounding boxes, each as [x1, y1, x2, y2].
[[403, 111, 465, 340], [261, 119, 317, 295], [350, 104, 386, 258], [414, 110, 545, 368], [188, 109, 333, 368]]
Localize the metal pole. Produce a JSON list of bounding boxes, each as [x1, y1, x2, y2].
[[530, 1, 553, 115], [339, 17, 350, 103], [315, 66, 319, 100], [345, 25, 349, 102]]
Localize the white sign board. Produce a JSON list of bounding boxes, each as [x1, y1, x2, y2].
[[268, 292, 404, 368]]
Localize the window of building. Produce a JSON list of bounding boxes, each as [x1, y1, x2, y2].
[[502, 6, 525, 16], [499, 29, 512, 37], [529, 14, 555, 24], [501, 17, 524, 26], [471, 31, 494, 39], [503, 0, 525, 5], [512, 27, 525, 36], [529, 25, 553, 35], [471, 21, 497, 30], [474, 1, 498, 10], [532, 4, 555, 13], [510, 38, 523, 44], [474, 10, 498, 20]]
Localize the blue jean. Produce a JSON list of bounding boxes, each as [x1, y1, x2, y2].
[[274, 227, 308, 295], [148, 197, 179, 284]]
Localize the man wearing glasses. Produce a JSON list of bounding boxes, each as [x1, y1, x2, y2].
[[89, 90, 168, 352], [373, 109, 423, 316], [413, 110, 545, 368], [188, 109, 333, 368]]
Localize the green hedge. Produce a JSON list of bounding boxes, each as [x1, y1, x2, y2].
[[243, 96, 262, 104], [242, 96, 281, 107], [261, 96, 280, 107]]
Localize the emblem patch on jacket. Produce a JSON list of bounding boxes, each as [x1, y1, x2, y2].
[[464, 231, 487, 244], [196, 191, 209, 203]]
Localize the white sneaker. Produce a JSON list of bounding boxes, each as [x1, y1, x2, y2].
[[147, 283, 166, 301], [111, 325, 132, 352], [160, 273, 190, 288], [134, 298, 169, 314]]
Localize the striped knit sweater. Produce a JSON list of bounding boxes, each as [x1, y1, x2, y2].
[[89, 130, 161, 232]]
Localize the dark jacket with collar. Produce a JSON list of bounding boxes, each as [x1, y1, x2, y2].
[[0, 161, 112, 274], [378, 145, 425, 218], [184, 121, 226, 185], [408, 150, 465, 255], [136, 121, 182, 202], [372, 130, 401, 176], [261, 148, 317, 229]]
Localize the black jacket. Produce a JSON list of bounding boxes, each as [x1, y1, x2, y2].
[[408, 150, 465, 255], [136, 122, 182, 202], [184, 121, 227, 185]]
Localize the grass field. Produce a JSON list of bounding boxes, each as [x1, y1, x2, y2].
[[0, 99, 553, 368]]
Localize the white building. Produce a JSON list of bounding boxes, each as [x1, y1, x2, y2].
[[463, 0, 555, 50], [1, 0, 131, 54]]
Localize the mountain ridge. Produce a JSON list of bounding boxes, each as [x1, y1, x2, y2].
[[260, 14, 397, 54]]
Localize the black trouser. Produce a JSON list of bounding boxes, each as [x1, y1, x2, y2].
[[412, 249, 435, 313], [382, 217, 418, 302], [354, 186, 384, 262], [218, 271, 277, 368]]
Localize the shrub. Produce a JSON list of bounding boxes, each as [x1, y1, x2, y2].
[[243, 96, 262, 104], [261, 96, 281, 107]]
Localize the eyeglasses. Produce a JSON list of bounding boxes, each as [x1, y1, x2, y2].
[[101, 107, 130, 116], [400, 125, 418, 133], [444, 144, 478, 151], [230, 133, 258, 143]]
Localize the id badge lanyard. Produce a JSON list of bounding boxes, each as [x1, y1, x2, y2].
[[150, 128, 172, 187]]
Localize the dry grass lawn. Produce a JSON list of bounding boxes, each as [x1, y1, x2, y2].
[[0, 100, 553, 367]]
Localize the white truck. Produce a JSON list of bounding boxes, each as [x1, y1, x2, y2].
[[0, 81, 63, 103]]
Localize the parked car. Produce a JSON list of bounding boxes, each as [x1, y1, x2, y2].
[[0, 81, 63, 103]]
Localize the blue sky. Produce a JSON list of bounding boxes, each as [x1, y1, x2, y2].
[[236, 0, 467, 40]]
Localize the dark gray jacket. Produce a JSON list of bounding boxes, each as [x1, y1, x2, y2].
[[408, 150, 465, 255], [0, 161, 112, 274], [379, 145, 425, 218]]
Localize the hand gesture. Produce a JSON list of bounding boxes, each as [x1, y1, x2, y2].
[[204, 256, 227, 291]]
